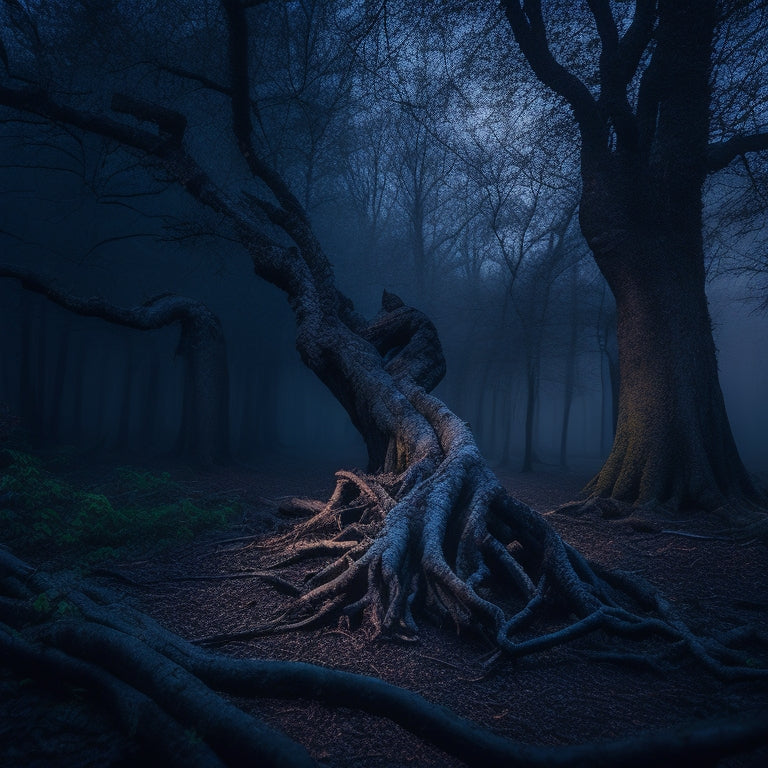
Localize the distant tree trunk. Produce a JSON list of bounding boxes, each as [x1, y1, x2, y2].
[[35, 299, 48, 441], [237, 365, 257, 457], [18, 298, 42, 445], [70, 343, 86, 442], [559, 269, 579, 469], [498, 381, 514, 467], [521, 356, 538, 473], [117, 344, 134, 450], [174, 307, 230, 466], [0, 268, 230, 467], [47, 319, 70, 441], [141, 355, 161, 449]]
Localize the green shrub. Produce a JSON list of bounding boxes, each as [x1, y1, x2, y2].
[[0, 449, 238, 560]]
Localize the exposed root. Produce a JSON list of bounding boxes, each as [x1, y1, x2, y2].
[[191, 392, 768, 681], [2, 548, 768, 768], [554, 495, 768, 542]]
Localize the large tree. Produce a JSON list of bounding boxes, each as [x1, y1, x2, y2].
[[501, 0, 768, 513], [0, 0, 763, 687]]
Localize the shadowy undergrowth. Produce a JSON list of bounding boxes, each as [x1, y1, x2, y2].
[[0, 448, 239, 564]]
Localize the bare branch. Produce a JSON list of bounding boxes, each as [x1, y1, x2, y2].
[[708, 131, 768, 173], [500, 0, 605, 149], [0, 265, 210, 330], [111, 93, 187, 145], [0, 84, 170, 156]]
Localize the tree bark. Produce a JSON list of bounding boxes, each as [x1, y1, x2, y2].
[[583, 229, 756, 508], [521, 356, 538, 472]]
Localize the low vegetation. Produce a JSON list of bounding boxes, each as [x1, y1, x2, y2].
[[0, 449, 239, 563]]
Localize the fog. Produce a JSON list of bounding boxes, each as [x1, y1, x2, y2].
[[0, 0, 766, 481], [1, 192, 766, 476]]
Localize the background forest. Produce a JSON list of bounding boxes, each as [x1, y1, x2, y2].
[[0, 0, 765, 477]]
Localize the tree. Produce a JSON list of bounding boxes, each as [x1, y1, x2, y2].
[[502, 0, 768, 513], [0, 266, 230, 466], [0, 0, 763, 717]]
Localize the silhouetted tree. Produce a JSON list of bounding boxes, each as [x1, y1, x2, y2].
[[0, 266, 230, 466]]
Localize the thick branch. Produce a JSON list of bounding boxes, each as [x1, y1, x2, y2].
[[587, 0, 640, 152], [0, 84, 330, 322], [500, 0, 606, 149], [219, 0, 340, 316], [0, 265, 214, 332], [0, 84, 171, 156], [111, 92, 187, 145], [707, 131, 768, 173], [616, 0, 657, 84]]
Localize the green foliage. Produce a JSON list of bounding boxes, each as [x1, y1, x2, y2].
[[30, 592, 78, 617], [0, 449, 238, 560]]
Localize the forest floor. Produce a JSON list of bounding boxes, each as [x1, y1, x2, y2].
[[2, 454, 768, 767]]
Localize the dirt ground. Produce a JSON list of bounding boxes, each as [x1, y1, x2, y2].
[[2, 459, 767, 767]]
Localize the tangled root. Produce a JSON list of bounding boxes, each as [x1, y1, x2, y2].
[[201, 397, 768, 681]]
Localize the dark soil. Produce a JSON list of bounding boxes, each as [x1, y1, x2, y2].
[[2, 459, 767, 767]]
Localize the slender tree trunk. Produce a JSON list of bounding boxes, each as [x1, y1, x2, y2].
[[498, 383, 513, 467], [237, 365, 256, 457], [521, 356, 537, 473], [70, 343, 86, 442], [559, 269, 579, 468], [19, 299, 42, 444], [141, 355, 161, 449], [47, 320, 70, 441], [117, 343, 134, 450], [35, 300, 47, 441], [175, 313, 230, 466]]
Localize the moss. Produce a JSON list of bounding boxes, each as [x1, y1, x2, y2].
[[0, 449, 239, 562]]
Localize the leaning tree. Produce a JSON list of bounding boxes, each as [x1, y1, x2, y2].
[[0, 266, 231, 466], [501, 0, 768, 513], [0, 0, 766, 706]]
